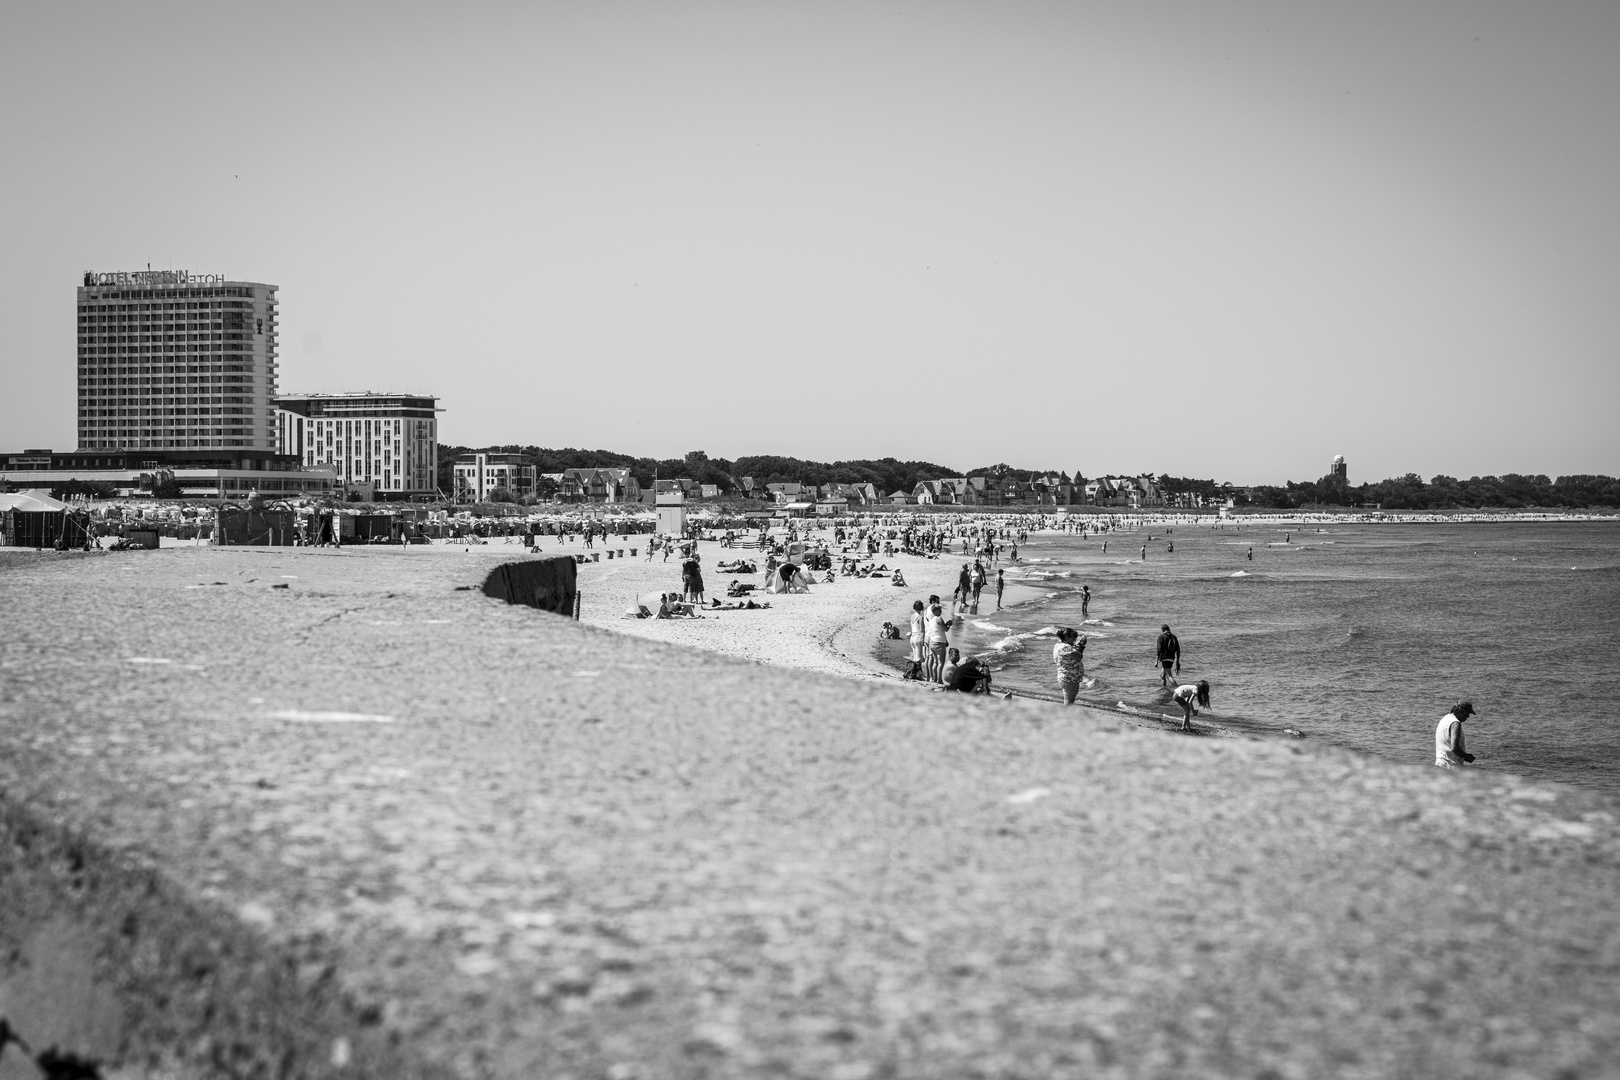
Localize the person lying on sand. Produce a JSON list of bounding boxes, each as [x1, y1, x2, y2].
[[726, 580, 758, 597], [708, 599, 773, 611]]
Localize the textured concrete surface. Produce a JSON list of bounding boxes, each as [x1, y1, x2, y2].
[[1, 546, 1618, 1080]]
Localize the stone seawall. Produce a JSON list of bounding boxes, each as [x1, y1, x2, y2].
[[0, 547, 1616, 1079]]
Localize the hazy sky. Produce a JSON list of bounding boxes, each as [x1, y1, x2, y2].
[[3, 1, 1616, 484]]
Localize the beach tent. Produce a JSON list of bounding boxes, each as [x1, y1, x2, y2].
[[0, 490, 69, 513], [2, 490, 89, 549]]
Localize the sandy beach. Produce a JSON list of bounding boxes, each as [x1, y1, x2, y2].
[[570, 531, 970, 682]]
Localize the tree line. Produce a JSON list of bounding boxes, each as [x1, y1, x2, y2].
[[1242, 472, 1620, 510], [437, 446, 964, 499], [433, 446, 1619, 509]]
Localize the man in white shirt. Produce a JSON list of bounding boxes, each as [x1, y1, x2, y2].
[[1434, 701, 1477, 769]]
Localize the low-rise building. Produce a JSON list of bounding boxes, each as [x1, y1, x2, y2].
[[0, 447, 335, 499], [455, 453, 535, 501], [557, 468, 641, 503]]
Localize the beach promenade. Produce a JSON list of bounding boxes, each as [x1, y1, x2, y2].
[[1, 545, 1617, 1079]]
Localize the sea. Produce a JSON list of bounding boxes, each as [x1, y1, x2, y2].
[[888, 521, 1620, 796]]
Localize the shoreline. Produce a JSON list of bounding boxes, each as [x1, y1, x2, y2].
[[572, 535, 1227, 736]]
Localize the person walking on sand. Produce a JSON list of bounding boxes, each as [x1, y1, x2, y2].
[[1052, 627, 1087, 705], [1156, 624, 1181, 687], [1435, 701, 1478, 769], [1172, 680, 1211, 731], [971, 560, 986, 605], [995, 569, 1005, 610], [955, 563, 972, 609]]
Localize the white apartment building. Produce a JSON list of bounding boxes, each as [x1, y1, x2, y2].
[[275, 393, 440, 498], [454, 453, 535, 501]]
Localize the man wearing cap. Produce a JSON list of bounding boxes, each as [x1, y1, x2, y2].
[[1434, 701, 1478, 769]]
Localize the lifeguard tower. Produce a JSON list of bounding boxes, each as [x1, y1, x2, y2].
[[655, 479, 686, 536]]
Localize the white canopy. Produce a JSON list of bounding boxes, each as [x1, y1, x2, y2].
[[0, 489, 68, 512]]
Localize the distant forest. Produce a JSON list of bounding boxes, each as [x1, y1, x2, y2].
[[1242, 472, 1620, 510], [433, 444, 1620, 509]]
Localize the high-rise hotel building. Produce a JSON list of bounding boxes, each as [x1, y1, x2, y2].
[[77, 271, 278, 451], [275, 393, 441, 497]]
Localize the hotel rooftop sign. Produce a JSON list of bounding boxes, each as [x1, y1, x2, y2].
[[83, 270, 227, 287]]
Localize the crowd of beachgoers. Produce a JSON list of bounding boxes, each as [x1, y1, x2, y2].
[[564, 514, 1218, 721]]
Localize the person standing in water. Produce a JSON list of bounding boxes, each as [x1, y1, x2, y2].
[[1172, 680, 1211, 731], [1434, 701, 1477, 769], [1141, 544, 1148, 561], [954, 563, 972, 609], [926, 602, 952, 683], [1156, 624, 1181, 686], [1081, 585, 1091, 616], [1052, 627, 1087, 705], [995, 569, 1005, 610], [1247, 547, 1253, 561]]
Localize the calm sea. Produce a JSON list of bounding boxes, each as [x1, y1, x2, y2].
[[901, 521, 1620, 795]]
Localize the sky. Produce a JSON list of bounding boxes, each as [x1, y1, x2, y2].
[[2, 1, 1616, 485]]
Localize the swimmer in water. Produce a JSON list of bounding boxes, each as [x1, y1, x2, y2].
[[1167, 541, 1174, 553], [1172, 680, 1211, 732]]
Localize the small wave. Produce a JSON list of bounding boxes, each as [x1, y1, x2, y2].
[[972, 620, 1013, 633], [1033, 626, 1060, 636], [1083, 619, 1115, 627], [991, 636, 1026, 653], [1230, 570, 1250, 577]]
